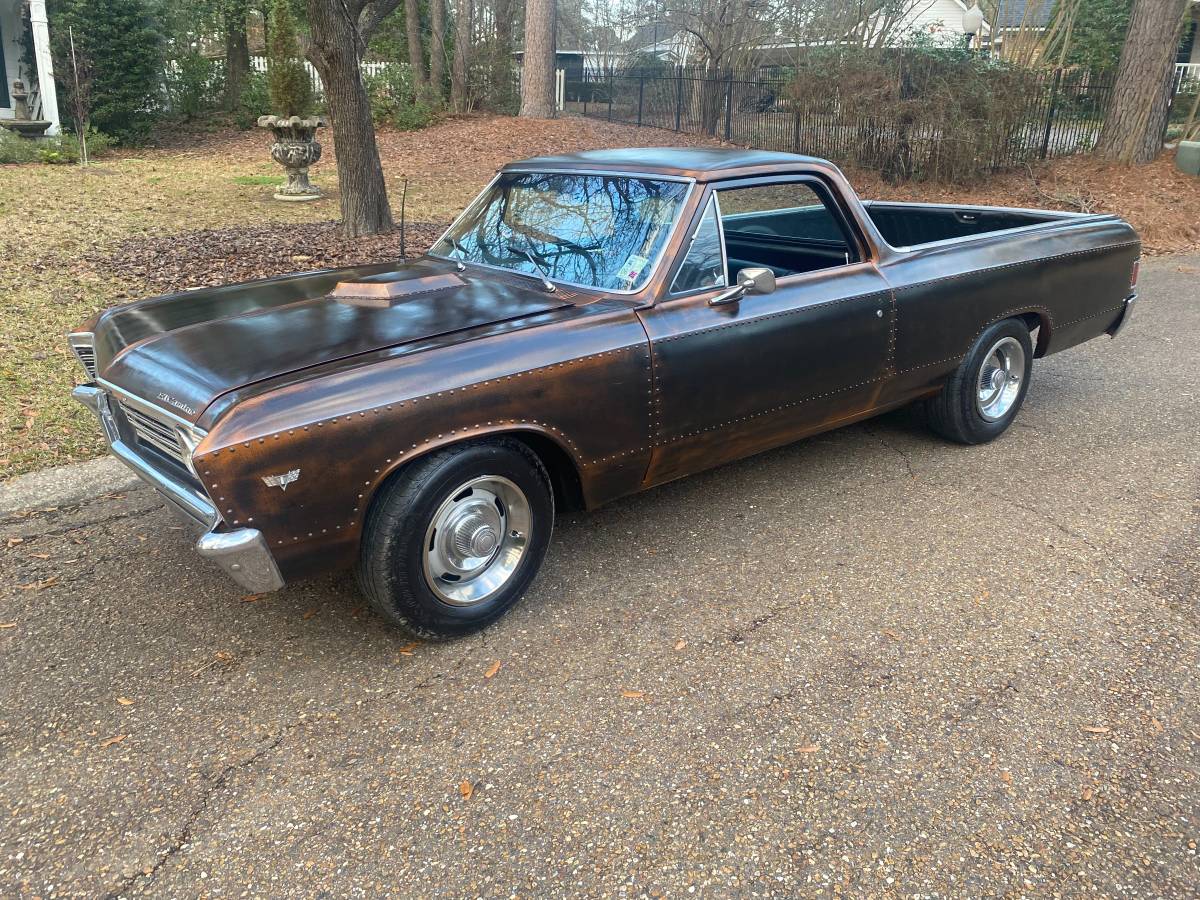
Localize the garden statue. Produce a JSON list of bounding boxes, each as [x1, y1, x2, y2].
[[258, 114, 324, 201], [1, 80, 51, 138], [258, 0, 321, 202]]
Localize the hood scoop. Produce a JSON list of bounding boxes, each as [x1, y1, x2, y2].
[[331, 272, 466, 307]]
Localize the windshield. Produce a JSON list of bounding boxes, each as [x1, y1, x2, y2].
[[431, 173, 690, 292]]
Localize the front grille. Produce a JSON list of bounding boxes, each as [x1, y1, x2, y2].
[[73, 344, 97, 379], [118, 400, 188, 467]]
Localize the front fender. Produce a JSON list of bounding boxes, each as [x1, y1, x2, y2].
[[193, 320, 653, 580]]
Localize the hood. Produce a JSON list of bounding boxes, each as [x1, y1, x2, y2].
[[96, 262, 572, 424]]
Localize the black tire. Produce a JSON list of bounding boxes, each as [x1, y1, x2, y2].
[[921, 318, 1034, 445], [355, 438, 554, 639]]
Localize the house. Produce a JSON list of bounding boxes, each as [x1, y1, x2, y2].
[[0, 0, 60, 136], [1180, 2, 1200, 76]]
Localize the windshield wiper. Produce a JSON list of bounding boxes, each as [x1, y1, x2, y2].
[[446, 237, 468, 272], [509, 243, 556, 294]]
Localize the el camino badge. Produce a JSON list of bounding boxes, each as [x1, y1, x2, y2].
[[262, 469, 301, 491]]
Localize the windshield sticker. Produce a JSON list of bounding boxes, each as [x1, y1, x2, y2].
[[619, 255, 650, 287]]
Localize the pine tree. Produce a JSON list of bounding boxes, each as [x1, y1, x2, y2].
[[267, 0, 315, 116]]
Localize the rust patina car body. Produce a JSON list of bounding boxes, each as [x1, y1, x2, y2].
[[70, 149, 1139, 631]]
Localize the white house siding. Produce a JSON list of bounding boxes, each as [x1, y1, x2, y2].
[[887, 0, 989, 42], [0, 0, 22, 119]]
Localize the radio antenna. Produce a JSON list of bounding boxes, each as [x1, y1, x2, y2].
[[399, 176, 408, 260]]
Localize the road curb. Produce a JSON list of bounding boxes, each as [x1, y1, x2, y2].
[[0, 457, 140, 517]]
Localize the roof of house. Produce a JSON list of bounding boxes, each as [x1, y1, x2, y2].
[[502, 148, 833, 180], [994, 0, 1055, 29]]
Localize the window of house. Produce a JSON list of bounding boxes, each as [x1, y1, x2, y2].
[[0, 21, 9, 109]]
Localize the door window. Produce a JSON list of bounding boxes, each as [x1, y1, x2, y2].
[[717, 182, 856, 278], [670, 195, 727, 293]]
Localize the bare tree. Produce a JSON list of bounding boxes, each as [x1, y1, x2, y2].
[[430, 0, 447, 101], [1095, 0, 1190, 164], [451, 0, 475, 110], [404, 0, 430, 97], [222, 0, 252, 109], [305, 0, 403, 237], [520, 0, 556, 117]]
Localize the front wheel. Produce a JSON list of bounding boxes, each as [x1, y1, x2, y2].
[[921, 318, 1034, 445], [356, 439, 554, 639]]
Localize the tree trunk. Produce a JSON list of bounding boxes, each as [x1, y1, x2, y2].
[[306, 0, 394, 237], [404, 0, 429, 98], [429, 0, 446, 104], [450, 0, 473, 112], [1094, 0, 1190, 164], [223, 1, 251, 110], [519, 0, 555, 117]]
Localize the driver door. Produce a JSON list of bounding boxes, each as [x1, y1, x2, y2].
[[638, 175, 895, 486]]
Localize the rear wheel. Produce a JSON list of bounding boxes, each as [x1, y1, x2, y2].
[[921, 319, 1034, 445], [356, 439, 554, 639]]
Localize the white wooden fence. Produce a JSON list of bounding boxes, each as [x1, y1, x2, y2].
[[249, 55, 405, 94]]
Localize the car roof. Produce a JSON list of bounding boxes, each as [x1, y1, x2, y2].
[[501, 147, 831, 181]]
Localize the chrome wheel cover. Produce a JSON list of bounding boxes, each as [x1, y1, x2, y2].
[[976, 336, 1025, 422], [422, 476, 531, 607]]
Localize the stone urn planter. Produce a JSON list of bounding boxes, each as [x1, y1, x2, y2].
[[257, 115, 324, 202]]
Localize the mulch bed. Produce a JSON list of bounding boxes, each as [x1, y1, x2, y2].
[[88, 220, 449, 296]]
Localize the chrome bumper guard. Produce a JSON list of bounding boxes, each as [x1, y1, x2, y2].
[[1107, 293, 1137, 338], [72, 384, 285, 594]]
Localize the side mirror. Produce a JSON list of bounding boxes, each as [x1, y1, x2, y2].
[[709, 266, 777, 307], [737, 267, 776, 295]]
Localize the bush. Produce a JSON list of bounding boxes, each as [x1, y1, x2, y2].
[[50, 0, 163, 143], [166, 50, 223, 121], [0, 127, 115, 165], [364, 64, 436, 130], [392, 100, 436, 131], [0, 130, 39, 164], [267, 0, 314, 116], [785, 46, 1044, 182], [234, 71, 271, 129]]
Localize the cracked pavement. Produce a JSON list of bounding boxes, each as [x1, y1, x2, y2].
[[1, 256, 1197, 897]]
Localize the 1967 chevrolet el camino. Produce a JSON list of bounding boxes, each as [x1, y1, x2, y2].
[[69, 149, 1139, 637]]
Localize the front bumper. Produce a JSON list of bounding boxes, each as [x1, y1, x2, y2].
[[1107, 292, 1137, 338], [72, 384, 285, 594]]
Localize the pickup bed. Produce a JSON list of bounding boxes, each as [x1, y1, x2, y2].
[[70, 148, 1140, 638]]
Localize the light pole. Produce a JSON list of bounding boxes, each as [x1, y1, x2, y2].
[[962, 3, 985, 52]]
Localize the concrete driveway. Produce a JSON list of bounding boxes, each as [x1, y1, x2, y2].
[[2, 256, 1197, 898]]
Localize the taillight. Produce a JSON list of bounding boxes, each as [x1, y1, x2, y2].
[[1130, 258, 1140, 289]]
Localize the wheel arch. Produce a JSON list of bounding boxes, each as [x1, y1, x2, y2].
[[1016, 310, 1052, 358], [367, 425, 587, 520]]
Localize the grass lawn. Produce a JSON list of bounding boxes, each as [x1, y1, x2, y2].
[[1, 114, 1197, 480]]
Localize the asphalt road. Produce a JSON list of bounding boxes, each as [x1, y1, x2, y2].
[[2, 256, 1197, 898]]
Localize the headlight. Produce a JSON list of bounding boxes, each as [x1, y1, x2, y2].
[[68, 333, 97, 380]]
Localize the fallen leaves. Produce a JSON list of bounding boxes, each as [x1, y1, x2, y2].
[[100, 734, 127, 749], [620, 689, 646, 700], [0, 622, 17, 629], [398, 642, 420, 656], [191, 649, 234, 676], [1082, 725, 1111, 734], [673, 639, 688, 651], [241, 593, 265, 603], [797, 744, 820, 754], [17, 576, 58, 591], [483, 660, 502, 679], [116, 696, 135, 706], [458, 780, 474, 800], [5, 537, 24, 547]]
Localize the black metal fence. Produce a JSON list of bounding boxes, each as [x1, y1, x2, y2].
[[565, 66, 1119, 179]]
